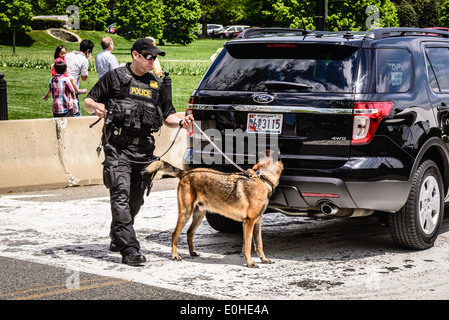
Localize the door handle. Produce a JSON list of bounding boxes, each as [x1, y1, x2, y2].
[[437, 102, 449, 111]]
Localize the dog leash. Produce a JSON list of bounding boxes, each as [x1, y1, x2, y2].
[[91, 118, 274, 189], [192, 121, 253, 178], [192, 121, 277, 194], [91, 118, 182, 165]]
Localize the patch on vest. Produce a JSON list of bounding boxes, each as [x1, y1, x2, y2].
[[150, 80, 158, 89], [130, 86, 151, 98]]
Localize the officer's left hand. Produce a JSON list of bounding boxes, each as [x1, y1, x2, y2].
[[180, 114, 194, 129]]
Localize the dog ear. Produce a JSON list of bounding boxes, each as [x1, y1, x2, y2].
[[275, 149, 281, 161], [256, 149, 281, 165], [258, 149, 273, 159], [262, 149, 281, 161], [265, 149, 273, 158]]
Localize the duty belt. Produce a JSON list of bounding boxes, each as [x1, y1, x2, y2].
[[127, 136, 148, 146], [108, 129, 154, 151]]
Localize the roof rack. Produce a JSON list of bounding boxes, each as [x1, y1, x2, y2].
[[237, 27, 449, 41], [365, 27, 449, 39], [237, 28, 312, 39]]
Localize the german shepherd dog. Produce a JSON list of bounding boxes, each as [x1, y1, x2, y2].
[[146, 151, 283, 268]]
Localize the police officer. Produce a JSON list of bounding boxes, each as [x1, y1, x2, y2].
[[84, 38, 194, 266]]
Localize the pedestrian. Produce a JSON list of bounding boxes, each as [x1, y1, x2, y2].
[[49, 60, 76, 117], [66, 39, 94, 116], [84, 38, 194, 266], [95, 36, 119, 79], [43, 45, 87, 101]]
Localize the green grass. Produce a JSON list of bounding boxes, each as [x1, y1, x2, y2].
[[0, 30, 225, 119], [0, 30, 224, 61], [1, 66, 202, 119]]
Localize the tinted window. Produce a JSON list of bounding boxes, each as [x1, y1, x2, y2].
[[357, 48, 411, 93], [426, 47, 449, 92], [199, 43, 360, 93], [426, 55, 439, 92]]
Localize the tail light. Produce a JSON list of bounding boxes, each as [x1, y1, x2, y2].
[[352, 101, 393, 145], [266, 43, 296, 48], [186, 97, 194, 136], [301, 192, 339, 198]]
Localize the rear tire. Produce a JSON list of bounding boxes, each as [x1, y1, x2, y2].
[[206, 212, 242, 233], [388, 160, 443, 249]]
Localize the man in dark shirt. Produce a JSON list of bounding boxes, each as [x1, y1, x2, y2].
[[85, 38, 194, 266]]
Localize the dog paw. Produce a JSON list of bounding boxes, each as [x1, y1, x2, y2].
[[246, 261, 259, 268], [172, 255, 183, 261], [261, 258, 274, 264], [189, 251, 200, 257]]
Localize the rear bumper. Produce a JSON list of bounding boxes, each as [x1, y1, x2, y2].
[[183, 149, 413, 213], [271, 175, 412, 213]]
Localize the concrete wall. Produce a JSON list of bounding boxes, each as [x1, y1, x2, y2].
[[0, 113, 186, 193]]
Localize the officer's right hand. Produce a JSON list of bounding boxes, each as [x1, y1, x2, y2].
[[95, 103, 106, 118], [84, 98, 106, 118]]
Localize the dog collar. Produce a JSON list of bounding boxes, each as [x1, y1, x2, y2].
[[254, 170, 275, 194]]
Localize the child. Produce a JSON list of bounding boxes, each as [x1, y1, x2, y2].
[[49, 60, 76, 117], [43, 45, 87, 101]]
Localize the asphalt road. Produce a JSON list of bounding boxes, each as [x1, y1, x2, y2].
[[1, 177, 449, 308], [0, 256, 208, 300]]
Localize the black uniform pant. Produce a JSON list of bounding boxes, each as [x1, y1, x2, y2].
[[103, 144, 154, 257]]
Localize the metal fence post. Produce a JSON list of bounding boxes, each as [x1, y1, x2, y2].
[[162, 70, 172, 102], [315, 0, 327, 31], [0, 73, 7, 120]]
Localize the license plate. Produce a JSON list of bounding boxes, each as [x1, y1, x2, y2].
[[247, 113, 283, 134]]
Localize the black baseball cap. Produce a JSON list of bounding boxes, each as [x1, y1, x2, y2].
[[131, 38, 165, 56]]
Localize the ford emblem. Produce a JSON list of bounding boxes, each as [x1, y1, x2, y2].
[[253, 94, 274, 104]]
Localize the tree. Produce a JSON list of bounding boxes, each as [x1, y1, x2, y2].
[[441, 0, 449, 27], [0, 0, 33, 54], [31, 0, 60, 16], [242, 0, 277, 27], [396, 0, 418, 27], [114, 0, 166, 40], [162, 0, 201, 45], [413, 0, 441, 28], [256, 0, 398, 31], [212, 0, 246, 25], [392, 0, 444, 28], [56, 0, 110, 31]]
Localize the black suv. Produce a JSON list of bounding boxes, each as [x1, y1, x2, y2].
[[183, 27, 449, 250]]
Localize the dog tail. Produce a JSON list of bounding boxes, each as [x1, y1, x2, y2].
[[146, 160, 184, 178]]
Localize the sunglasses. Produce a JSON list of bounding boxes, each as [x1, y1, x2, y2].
[[140, 52, 157, 61]]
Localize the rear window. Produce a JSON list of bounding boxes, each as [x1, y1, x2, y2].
[[356, 48, 412, 93], [199, 43, 360, 93], [199, 44, 412, 94]]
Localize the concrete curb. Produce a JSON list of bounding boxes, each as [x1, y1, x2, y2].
[[0, 113, 186, 193]]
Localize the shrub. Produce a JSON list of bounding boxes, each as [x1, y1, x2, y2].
[[31, 19, 65, 30], [0, 54, 210, 76], [79, 18, 96, 31]]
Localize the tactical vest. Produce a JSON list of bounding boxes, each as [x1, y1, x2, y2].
[[105, 67, 164, 138]]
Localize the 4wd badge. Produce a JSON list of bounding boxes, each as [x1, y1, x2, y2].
[[253, 94, 274, 104]]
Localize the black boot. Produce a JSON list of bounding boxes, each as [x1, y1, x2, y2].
[[109, 238, 120, 252], [122, 250, 146, 266]]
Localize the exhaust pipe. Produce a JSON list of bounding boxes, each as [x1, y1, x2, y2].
[[320, 202, 339, 215], [319, 202, 372, 217]]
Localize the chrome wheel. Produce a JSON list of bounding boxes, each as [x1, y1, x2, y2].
[[419, 176, 441, 235]]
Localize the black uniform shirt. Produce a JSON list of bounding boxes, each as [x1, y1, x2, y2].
[[87, 63, 176, 119]]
